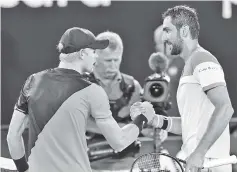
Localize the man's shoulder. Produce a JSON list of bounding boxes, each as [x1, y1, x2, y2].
[[22, 70, 49, 87], [121, 73, 142, 91], [33, 69, 93, 91], [121, 73, 135, 84], [191, 47, 219, 67], [121, 73, 134, 79], [31, 68, 54, 78]]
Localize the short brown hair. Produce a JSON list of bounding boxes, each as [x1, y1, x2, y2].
[[162, 5, 200, 39]]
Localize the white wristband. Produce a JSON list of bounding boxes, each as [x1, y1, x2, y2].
[[154, 115, 161, 128], [167, 117, 173, 132]]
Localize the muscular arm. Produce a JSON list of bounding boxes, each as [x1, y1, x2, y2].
[[87, 117, 127, 134], [7, 75, 33, 172], [169, 117, 182, 135], [7, 110, 29, 172], [195, 86, 234, 154], [7, 110, 28, 159], [96, 115, 145, 152], [191, 52, 234, 155]]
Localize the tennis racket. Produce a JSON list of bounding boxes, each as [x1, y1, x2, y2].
[[130, 152, 237, 172]]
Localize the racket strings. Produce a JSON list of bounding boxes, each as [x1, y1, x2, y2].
[[138, 154, 160, 169], [131, 153, 185, 172], [133, 154, 171, 172]]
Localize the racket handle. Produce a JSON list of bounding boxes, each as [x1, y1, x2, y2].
[[203, 155, 237, 169]]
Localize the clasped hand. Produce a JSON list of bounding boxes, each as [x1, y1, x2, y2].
[[130, 101, 156, 123]]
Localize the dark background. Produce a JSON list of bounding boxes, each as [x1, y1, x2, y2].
[[1, 1, 237, 125]]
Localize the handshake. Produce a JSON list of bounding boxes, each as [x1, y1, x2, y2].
[[130, 101, 172, 131], [130, 101, 156, 124]]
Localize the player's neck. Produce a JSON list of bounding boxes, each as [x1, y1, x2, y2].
[[181, 39, 200, 62], [58, 61, 84, 74]]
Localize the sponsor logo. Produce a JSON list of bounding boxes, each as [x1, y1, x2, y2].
[[198, 66, 221, 73]]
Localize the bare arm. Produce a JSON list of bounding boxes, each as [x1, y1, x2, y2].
[[190, 54, 234, 155], [7, 110, 28, 159], [7, 110, 29, 172], [169, 117, 182, 135], [194, 86, 234, 154], [86, 117, 127, 134], [95, 115, 145, 152], [184, 54, 234, 171], [7, 75, 33, 172]]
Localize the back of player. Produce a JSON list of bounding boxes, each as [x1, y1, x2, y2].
[[24, 68, 144, 172], [16, 68, 96, 172]]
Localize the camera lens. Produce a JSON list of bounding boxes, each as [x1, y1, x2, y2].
[[149, 83, 164, 97]]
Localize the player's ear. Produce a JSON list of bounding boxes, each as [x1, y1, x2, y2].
[[180, 25, 189, 38], [79, 49, 85, 59]]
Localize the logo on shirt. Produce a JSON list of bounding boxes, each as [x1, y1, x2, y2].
[[198, 66, 221, 73]]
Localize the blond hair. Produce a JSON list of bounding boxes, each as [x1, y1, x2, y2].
[[96, 31, 123, 54], [57, 43, 81, 63]]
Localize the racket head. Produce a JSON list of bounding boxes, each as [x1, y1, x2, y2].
[[130, 152, 184, 172]]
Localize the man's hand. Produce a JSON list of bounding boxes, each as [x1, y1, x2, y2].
[[130, 101, 156, 123], [141, 101, 156, 123], [185, 151, 205, 172], [130, 102, 144, 121]]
